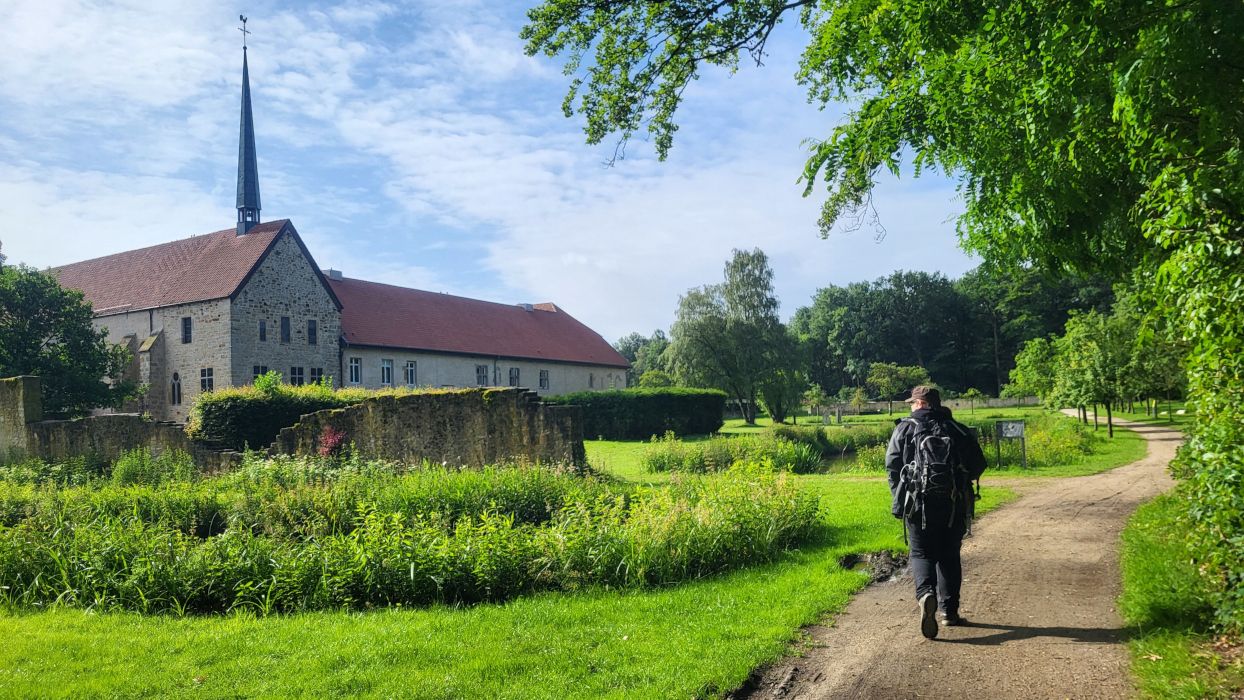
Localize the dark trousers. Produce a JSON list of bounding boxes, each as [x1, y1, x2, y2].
[[906, 509, 965, 613]]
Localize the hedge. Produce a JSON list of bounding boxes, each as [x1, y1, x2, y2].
[[185, 383, 422, 451], [545, 387, 726, 439]]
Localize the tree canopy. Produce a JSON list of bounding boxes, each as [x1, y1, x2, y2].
[[0, 265, 132, 417]]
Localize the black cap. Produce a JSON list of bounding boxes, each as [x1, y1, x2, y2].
[[905, 385, 941, 406]]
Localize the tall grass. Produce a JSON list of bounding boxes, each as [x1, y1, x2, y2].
[[0, 452, 820, 614], [641, 432, 820, 473]]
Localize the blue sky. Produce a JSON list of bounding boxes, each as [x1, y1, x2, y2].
[[0, 0, 976, 341]]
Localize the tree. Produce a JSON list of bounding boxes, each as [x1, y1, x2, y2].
[[614, 330, 669, 385], [961, 388, 984, 414], [1004, 337, 1058, 403], [637, 369, 674, 388], [668, 249, 784, 424], [756, 330, 807, 424], [0, 265, 132, 417], [525, 0, 1244, 630], [866, 362, 930, 416]]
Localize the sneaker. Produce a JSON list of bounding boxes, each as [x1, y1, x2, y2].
[[938, 610, 965, 626], [919, 593, 938, 639]]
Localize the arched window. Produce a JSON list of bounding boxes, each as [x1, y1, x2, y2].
[[171, 373, 182, 405]]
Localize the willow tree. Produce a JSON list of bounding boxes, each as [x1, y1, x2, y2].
[[524, 0, 1244, 630]]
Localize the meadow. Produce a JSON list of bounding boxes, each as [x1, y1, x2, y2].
[[0, 407, 1148, 697]]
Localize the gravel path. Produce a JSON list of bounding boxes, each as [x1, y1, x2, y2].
[[736, 417, 1180, 700]]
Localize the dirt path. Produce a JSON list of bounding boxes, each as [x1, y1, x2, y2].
[[737, 418, 1181, 700]]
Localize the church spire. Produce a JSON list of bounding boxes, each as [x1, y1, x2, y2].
[[236, 15, 261, 235]]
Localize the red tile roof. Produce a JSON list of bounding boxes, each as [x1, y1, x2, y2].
[[329, 277, 629, 368], [51, 220, 290, 315]]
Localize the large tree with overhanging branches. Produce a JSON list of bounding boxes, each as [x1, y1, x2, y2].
[[523, 0, 1244, 630]]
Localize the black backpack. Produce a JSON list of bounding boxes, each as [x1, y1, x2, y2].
[[896, 417, 971, 529]]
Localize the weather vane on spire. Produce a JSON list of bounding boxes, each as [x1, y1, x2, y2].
[[238, 15, 250, 50]]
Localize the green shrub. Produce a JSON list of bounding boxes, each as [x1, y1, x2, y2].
[[185, 382, 431, 450], [111, 448, 196, 486], [770, 423, 894, 459], [545, 387, 726, 439], [641, 433, 821, 474], [0, 455, 105, 486], [839, 443, 888, 473]]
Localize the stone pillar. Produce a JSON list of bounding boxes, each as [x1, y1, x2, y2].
[[0, 376, 42, 458]]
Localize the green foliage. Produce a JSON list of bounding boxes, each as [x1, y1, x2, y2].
[[637, 369, 674, 388], [641, 432, 821, 474], [545, 387, 725, 439], [110, 449, 196, 487], [186, 381, 427, 450], [769, 423, 893, 461], [0, 265, 134, 416], [667, 249, 787, 424], [866, 362, 930, 414], [0, 454, 818, 614]]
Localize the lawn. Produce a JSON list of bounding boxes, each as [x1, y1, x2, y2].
[[1119, 493, 1244, 698]]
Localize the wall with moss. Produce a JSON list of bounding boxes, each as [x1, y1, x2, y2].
[[270, 387, 585, 467]]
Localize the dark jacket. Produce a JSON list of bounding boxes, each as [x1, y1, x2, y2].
[[885, 406, 988, 519]]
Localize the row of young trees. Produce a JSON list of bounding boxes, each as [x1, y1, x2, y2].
[[1005, 290, 1187, 437]]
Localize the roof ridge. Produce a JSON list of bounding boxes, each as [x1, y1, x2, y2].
[[332, 275, 553, 312], [50, 219, 289, 271]]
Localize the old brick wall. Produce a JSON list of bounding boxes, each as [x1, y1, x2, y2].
[[270, 388, 585, 468]]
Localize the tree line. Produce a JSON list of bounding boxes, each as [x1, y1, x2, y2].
[[613, 249, 1118, 423]]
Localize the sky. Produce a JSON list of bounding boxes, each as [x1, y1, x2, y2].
[[0, 0, 977, 341]]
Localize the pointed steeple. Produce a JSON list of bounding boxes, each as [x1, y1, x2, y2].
[[236, 18, 261, 235]]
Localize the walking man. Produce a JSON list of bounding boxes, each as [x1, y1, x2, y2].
[[886, 385, 987, 639]]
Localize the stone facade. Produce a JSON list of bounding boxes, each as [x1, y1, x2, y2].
[[270, 388, 585, 468], [341, 346, 627, 397], [90, 231, 341, 423], [229, 232, 341, 391]]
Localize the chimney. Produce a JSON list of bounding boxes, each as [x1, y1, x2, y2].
[[519, 303, 534, 312], [325, 269, 343, 281]]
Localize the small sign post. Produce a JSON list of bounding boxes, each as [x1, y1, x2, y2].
[[994, 420, 1027, 468]]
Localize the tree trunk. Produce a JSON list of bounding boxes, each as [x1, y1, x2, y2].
[[991, 313, 1003, 394], [1106, 402, 1114, 438], [1093, 404, 1099, 430]]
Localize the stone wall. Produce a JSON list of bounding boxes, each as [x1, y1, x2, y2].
[[0, 377, 41, 457], [271, 387, 585, 468], [1, 376, 239, 471], [25, 415, 239, 472]]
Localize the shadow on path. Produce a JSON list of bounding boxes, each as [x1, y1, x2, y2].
[[938, 621, 1126, 646]]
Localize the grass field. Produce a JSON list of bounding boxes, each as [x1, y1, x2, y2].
[[0, 408, 1150, 698], [1120, 493, 1244, 698]]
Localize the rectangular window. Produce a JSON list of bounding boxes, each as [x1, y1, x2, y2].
[[258, 319, 267, 342], [539, 370, 549, 390], [200, 367, 214, 393], [381, 359, 394, 385], [476, 364, 489, 387], [252, 365, 268, 380], [310, 367, 324, 385], [348, 357, 361, 384], [404, 360, 417, 387], [280, 316, 291, 343], [181, 316, 192, 344], [589, 373, 595, 389], [508, 367, 520, 387], [289, 366, 305, 386], [307, 319, 317, 346]]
